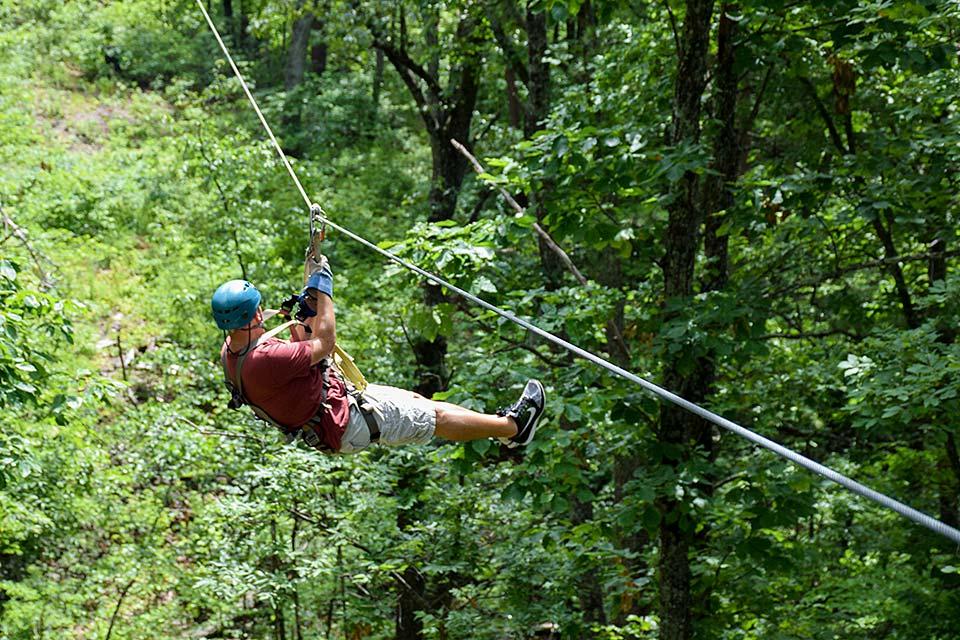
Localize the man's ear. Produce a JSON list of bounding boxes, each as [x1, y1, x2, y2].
[[239, 308, 264, 330]]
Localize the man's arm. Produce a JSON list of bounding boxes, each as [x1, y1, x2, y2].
[[301, 253, 336, 365], [304, 290, 335, 364], [289, 323, 309, 343]]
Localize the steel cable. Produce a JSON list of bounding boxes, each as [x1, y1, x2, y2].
[[196, 0, 960, 546]]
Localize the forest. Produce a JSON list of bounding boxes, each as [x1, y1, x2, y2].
[[1, 0, 959, 638]]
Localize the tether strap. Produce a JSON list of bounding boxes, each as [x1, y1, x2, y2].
[[230, 320, 298, 399], [353, 392, 380, 443]]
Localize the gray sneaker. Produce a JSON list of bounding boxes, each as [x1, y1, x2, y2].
[[497, 379, 545, 448]]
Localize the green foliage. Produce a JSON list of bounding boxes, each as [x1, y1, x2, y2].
[[840, 322, 960, 434], [267, 74, 388, 152], [0, 261, 72, 408], [2, 0, 960, 638]]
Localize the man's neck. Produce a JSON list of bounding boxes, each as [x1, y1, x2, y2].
[[228, 326, 265, 351]]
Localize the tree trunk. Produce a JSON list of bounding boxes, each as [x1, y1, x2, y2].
[[572, 487, 609, 626], [285, 8, 314, 90], [411, 286, 448, 397], [414, 17, 480, 398], [929, 236, 947, 287], [270, 520, 286, 640], [927, 234, 959, 525], [505, 67, 522, 129], [942, 434, 960, 528], [372, 48, 384, 113], [395, 566, 426, 640], [415, 53, 477, 393], [524, 7, 549, 138], [311, 20, 327, 77], [427, 132, 472, 223], [222, 0, 236, 46], [701, 6, 738, 293], [395, 464, 427, 640], [872, 212, 919, 329], [613, 448, 650, 624], [577, 0, 595, 41], [521, 7, 566, 288], [658, 2, 715, 640], [373, 14, 481, 394], [290, 512, 303, 640]]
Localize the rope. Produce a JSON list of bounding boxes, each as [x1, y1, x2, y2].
[[195, 0, 324, 222], [195, 1, 960, 547]]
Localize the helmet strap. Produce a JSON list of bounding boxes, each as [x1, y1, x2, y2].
[[224, 327, 255, 357], [224, 330, 242, 357], [225, 311, 265, 357]]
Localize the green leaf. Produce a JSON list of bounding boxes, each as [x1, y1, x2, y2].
[[13, 381, 36, 394], [0, 261, 16, 281], [642, 506, 661, 532], [470, 438, 491, 456]]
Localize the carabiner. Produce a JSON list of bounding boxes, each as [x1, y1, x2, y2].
[[309, 203, 326, 243]]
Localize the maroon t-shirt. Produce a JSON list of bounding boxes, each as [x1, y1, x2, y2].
[[222, 337, 349, 451]]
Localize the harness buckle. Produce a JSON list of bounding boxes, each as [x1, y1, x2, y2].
[[227, 385, 245, 410], [302, 425, 321, 448]]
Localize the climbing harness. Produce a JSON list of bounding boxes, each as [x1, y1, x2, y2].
[[196, 0, 960, 545], [220, 319, 309, 440], [221, 319, 377, 450], [263, 289, 368, 394]]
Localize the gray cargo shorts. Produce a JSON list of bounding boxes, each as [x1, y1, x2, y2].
[[338, 384, 437, 454]]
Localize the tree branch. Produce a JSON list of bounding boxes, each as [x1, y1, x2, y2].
[[488, 12, 530, 87], [289, 508, 433, 607], [738, 60, 775, 166], [764, 249, 960, 299], [371, 40, 437, 132], [946, 434, 960, 493], [661, 0, 681, 57], [194, 127, 247, 279], [871, 211, 919, 329], [749, 15, 851, 39], [468, 187, 494, 223], [799, 76, 848, 154], [104, 577, 136, 640], [757, 329, 862, 341], [371, 39, 444, 105], [450, 138, 587, 283], [179, 416, 271, 445], [1, 205, 58, 287], [493, 337, 567, 368], [451, 138, 631, 360]]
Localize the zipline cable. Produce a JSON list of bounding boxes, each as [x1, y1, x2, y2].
[[195, 0, 960, 547], [323, 218, 960, 546]]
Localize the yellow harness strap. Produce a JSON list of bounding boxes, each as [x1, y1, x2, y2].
[[333, 344, 368, 392], [264, 300, 369, 392]]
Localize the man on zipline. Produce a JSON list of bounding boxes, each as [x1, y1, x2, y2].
[[212, 252, 545, 454]]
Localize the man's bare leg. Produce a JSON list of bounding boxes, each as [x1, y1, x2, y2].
[[387, 388, 517, 441], [433, 401, 517, 441]]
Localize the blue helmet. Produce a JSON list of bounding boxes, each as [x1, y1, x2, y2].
[[211, 280, 261, 330]]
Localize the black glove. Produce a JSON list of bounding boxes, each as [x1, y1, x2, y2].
[[278, 294, 300, 318], [295, 291, 317, 321]]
